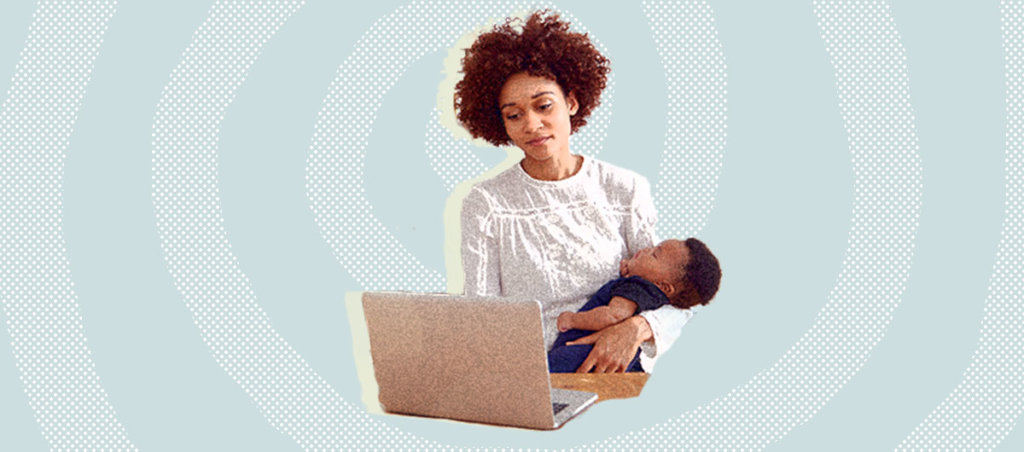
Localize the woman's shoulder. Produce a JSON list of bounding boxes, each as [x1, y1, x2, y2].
[[585, 157, 651, 195], [464, 164, 522, 198], [460, 164, 524, 211]]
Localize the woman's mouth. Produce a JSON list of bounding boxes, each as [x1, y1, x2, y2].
[[527, 136, 549, 146]]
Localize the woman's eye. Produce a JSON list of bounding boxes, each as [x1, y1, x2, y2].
[[538, 103, 552, 111], [505, 113, 519, 120]]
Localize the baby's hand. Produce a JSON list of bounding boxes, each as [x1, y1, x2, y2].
[[557, 311, 575, 332]]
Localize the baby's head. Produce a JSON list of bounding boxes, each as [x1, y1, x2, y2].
[[619, 238, 722, 309]]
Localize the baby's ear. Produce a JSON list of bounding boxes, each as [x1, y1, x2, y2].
[[657, 281, 676, 298]]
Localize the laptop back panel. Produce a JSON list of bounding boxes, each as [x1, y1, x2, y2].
[[362, 292, 556, 429]]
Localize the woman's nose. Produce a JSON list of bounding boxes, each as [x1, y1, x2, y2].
[[523, 111, 543, 131]]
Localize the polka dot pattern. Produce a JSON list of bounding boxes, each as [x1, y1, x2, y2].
[[590, 1, 922, 448], [899, 1, 1024, 449], [151, 1, 437, 449], [0, 1, 135, 449], [425, 107, 488, 192], [308, 0, 530, 292], [645, 0, 726, 238]]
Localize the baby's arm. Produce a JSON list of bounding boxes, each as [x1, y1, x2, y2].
[[557, 296, 638, 332]]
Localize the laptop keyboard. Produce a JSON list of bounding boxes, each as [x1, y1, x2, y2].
[[552, 402, 569, 416]]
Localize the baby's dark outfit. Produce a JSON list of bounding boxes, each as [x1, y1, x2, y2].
[[547, 275, 669, 373]]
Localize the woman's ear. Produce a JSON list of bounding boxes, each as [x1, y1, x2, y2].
[[567, 91, 579, 116]]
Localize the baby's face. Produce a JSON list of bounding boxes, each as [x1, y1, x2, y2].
[[620, 239, 689, 284]]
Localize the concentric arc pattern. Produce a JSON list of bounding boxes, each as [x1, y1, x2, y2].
[[589, 1, 922, 449], [0, 1, 134, 449], [898, 1, 1024, 449], [150, 1, 435, 449]]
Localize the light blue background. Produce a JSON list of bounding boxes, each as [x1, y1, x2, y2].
[[1, 0, 1020, 450]]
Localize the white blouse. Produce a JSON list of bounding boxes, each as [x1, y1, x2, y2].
[[460, 156, 692, 371]]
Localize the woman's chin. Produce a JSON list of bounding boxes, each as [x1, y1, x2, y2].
[[521, 147, 554, 163]]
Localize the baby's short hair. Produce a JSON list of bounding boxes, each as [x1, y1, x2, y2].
[[669, 238, 722, 309]]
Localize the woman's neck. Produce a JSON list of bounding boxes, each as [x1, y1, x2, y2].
[[521, 154, 583, 181]]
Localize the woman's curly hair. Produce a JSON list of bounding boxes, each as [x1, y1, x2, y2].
[[454, 10, 610, 146]]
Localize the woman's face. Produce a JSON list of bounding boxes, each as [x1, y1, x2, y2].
[[498, 72, 578, 164]]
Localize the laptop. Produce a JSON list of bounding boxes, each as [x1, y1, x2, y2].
[[360, 291, 597, 430]]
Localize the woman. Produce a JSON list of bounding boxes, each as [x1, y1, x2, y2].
[[455, 10, 691, 373]]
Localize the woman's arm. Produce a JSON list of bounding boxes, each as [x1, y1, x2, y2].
[[568, 173, 693, 372], [566, 315, 653, 373], [625, 176, 658, 255], [461, 189, 501, 295], [623, 174, 692, 370], [565, 304, 694, 373], [636, 305, 694, 369]]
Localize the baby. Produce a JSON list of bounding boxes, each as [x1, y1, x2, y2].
[[548, 237, 722, 373]]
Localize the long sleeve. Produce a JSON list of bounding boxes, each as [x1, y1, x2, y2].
[[460, 188, 501, 296], [627, 175, 691, 371], [638, 305, 694, 371], [625, 176, 658, 256]]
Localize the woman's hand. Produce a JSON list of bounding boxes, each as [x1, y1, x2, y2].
[[566, 315, 653, 373]]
